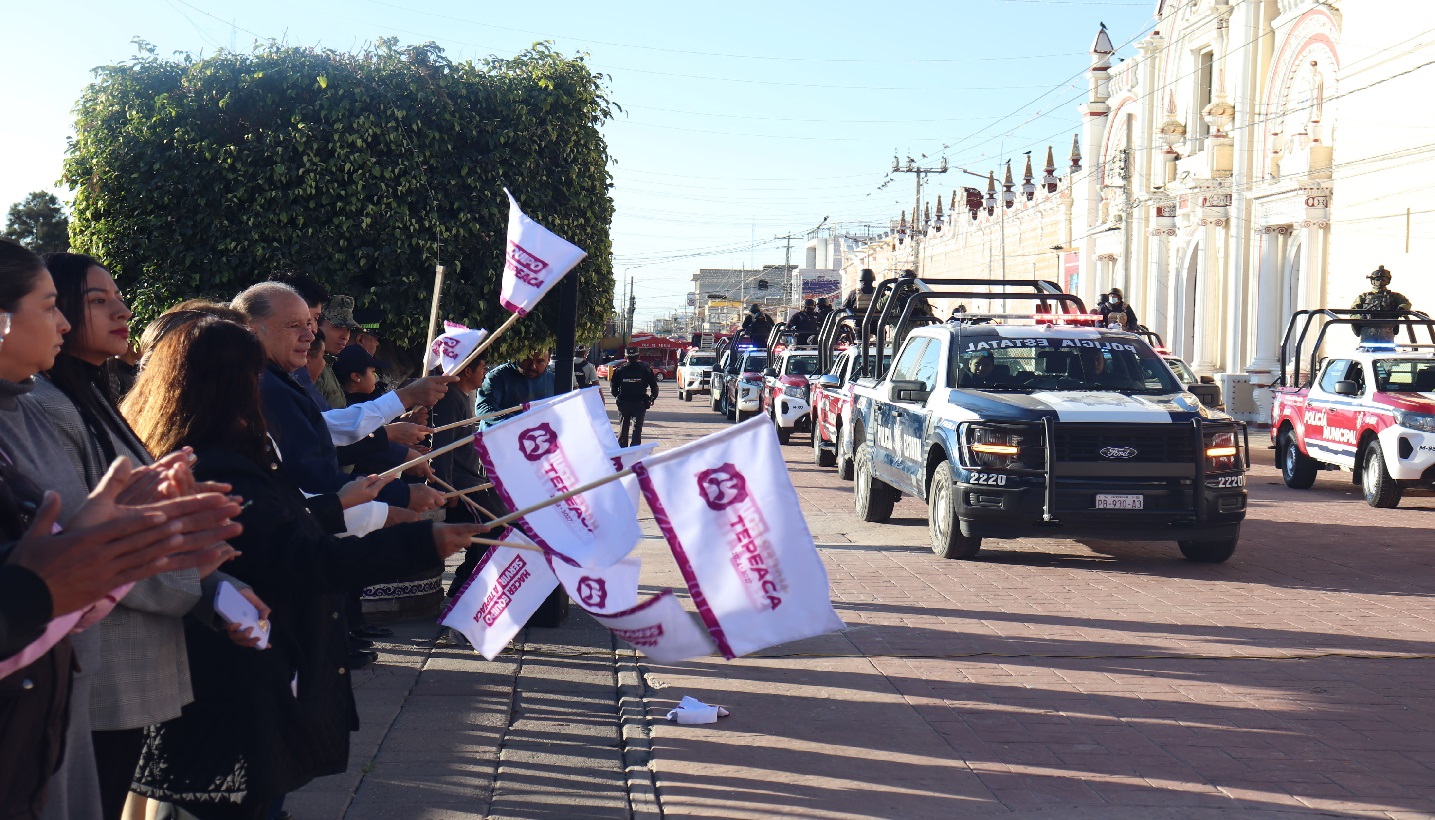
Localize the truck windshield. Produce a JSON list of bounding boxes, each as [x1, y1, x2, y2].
[[1373, 359, 1435, 392], [689, 355, 715, 367], [951, 335, 1183, 393], [783, 355, 819, 377], [740, 355, 768, 373]]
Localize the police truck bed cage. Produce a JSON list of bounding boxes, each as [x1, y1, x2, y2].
[[853, 277, 1087, 381], [1278, 308, 1435, 387]]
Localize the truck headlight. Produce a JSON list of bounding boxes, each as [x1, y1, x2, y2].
[[966, 425, 1028, 470], [1394, 410, 1435, 433], [783, 385, 807, 399], [1205, 430, 1240, 472]]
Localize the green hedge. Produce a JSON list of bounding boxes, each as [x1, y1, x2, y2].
[[64, 39, 614, 359]]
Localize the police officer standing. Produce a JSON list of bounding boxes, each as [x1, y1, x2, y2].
[[611, 349, 660, 447]]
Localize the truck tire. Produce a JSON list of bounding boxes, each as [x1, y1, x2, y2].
[[837, 424, 855, 481], [775, 423, 791, 445], [723, 395, 736, 420], [735, 406, 749, 423], [854, 443, 895, 523], [1177, 538, 1238, 563], [1361, 440, 1403, 508], [813, 428, 836, 467], [1279, 428, 1318, 489], [928, 462, 982, 560], [710, 390, 720, 411]]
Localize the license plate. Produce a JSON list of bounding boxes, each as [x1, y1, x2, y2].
[[1095, 494, 1144, 510]]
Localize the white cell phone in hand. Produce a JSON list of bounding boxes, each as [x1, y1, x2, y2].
[[215, 581, 270, 650]]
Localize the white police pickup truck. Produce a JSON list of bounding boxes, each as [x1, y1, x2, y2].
[[850, 321, 1249, 562]]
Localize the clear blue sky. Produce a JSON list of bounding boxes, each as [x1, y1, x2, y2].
[[2, 0, 1155, 327]]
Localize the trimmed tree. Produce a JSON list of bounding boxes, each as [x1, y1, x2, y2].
[[3, 191, 70, 255], [63, 39, 614, 359]]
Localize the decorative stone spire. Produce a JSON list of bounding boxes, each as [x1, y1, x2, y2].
[[1070, 134, 1083, 174], [924, 202, 931, 226], [934, 197, 944, 219], [984, 172, 997, 215], [1043, 146, 1059, 192], [1002, 160, 1015, 208], [1090, 22, 1114, 69], [1021, 154, 1036, 201]]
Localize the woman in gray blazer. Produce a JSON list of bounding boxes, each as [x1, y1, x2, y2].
[[32, 254, 262, 820]]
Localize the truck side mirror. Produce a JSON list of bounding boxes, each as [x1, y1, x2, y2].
[[818, 374, 841, 388], [888, 379, 929, 403], [1333, 380, 1360, 396]]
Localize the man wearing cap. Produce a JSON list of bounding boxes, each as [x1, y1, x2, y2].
[[611, 350, 660, 447], [317, 295, 360, 409]]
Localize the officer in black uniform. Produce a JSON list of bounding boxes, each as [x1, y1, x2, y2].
[[787, 299, 821, 344], [610, 349, 660, 447]]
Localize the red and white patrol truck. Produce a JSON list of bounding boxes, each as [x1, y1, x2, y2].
[[1271, 309, 1435, 507]]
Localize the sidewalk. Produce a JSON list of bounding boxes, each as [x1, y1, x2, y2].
[[288, 595, 648, 819]]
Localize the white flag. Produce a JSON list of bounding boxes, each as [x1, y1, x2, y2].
[[474, 390, 640, 569], [591, 589, 716, 663], [633, 416, 844, 659], [439, 533, 558, 660], [429, 321, 489, 376], [608, 441, 658, 509], [550, 554, 642, 615], [499, 188, 588, 316]]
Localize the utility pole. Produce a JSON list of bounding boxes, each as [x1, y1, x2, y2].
[[626, 276, 636, 345], [773, 216, 829, 306], [890, 155, 947, 276]]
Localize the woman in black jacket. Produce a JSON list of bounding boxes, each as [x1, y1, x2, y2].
[[123, 317, 484, 819]]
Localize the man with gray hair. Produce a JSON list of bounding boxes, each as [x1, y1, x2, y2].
[[235, 282, 445, 514]]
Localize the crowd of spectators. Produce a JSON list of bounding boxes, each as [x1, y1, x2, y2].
[[0, 238, 515, 820]]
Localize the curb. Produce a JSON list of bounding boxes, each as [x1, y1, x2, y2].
[[614, 643, 661, 819]]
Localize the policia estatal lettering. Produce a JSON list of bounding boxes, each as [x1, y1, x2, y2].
[[611, 350, 660, 447]]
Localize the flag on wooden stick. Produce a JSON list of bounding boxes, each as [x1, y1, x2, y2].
[[500, 188, 588, 316], [439, 530, 559, 660], [474, 389, 640, 569], [429, 321, 489, 376], [632, 417, 844, 659], [590, 589, 717, 663]]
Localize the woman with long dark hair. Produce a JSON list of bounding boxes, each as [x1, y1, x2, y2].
[[30, 254, 267, 820], [123, 317, 484, 819], [0, 239, 242, 820]]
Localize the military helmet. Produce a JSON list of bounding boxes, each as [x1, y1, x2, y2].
[[1369, 265, 1392, 285]]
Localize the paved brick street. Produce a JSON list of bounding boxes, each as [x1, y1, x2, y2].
[[296, 390, 1435, 819]]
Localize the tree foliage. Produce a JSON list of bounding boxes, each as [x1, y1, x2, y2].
[[3, 191, 70, 255], [63, 39, 615, 359]]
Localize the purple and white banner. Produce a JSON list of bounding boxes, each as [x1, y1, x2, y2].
[[591, 589, 716, 663], [633, 417, 844, 659], [526, 387, 620, 453], [499, 188, 588, 316], [607, 441, 658, 509], [439, 532, 558, 660], [475, 390, 639, 569]]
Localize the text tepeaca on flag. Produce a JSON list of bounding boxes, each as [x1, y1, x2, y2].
[[633, 417, 844, 659], [439, 531, 558, 660], [500, 188, 588, 316], [475, 390, 640, 569], [430, 322, 489, 376]]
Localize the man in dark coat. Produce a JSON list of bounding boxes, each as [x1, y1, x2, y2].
[[1099, 288, 1140, 332], [474, 350, 555, 426], [787, 299, 821, 344], [430, 354, 492, 601], [610, 350, 660, 447]]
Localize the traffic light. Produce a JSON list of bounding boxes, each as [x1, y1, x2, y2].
[[757, 279, 769, 291]]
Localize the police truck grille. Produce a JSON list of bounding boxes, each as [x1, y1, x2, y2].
[[1051, 424, 1196, 463]]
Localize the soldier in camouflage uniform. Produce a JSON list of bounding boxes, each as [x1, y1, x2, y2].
[[1351, 266, 1412, 342]]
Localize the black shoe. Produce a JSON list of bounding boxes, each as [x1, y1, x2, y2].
[[352, 624, 394, 639], [347, 649, 379, 671], [349, 635, 375, 650]]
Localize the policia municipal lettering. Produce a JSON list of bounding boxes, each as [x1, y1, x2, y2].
[[611, 350, 660, 447]]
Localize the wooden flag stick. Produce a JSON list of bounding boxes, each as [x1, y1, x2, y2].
[[484, 467, 634, 531], [469, 536, 544, 553], [420, 263, 447, 373], [443, 483, 493, 499], [429, 475, 496, 521], [376, 434, 474, 480], [449, 311, 520, 376], [427, 406, 520, 436]]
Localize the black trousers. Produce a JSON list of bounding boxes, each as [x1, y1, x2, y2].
[[93, 727, 146, 820], [618, 403, 647, 447]]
